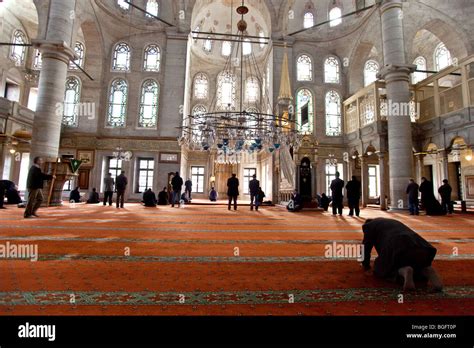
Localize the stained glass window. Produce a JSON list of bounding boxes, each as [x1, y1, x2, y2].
[[107, 78, 128, 127], [112, 42, 131, 71], [10, 30, 27, 65], [217, 71, 236, 110], [364, 60, 379, 87], [194, 73, 208, 100], [297, 54, 312, 81], [70, 42, 85, 70], [143, 44, 160, 72], [138, 79, 159, 128], [434, 42, 452, 71], [296, 88, 314, 133], [412, 56, 427, 84], [324, 56, 340, 83], [303, 12, 314, 28], [246, 77, 260, 103], [62, 76, 81, 127], [329, 7, 342, 27], [325, 90, 341, 136], [145, 0, 158, 17]]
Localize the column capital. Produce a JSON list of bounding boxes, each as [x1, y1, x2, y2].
[[380, 0, 403, 14], [378, 64, 416, 83], [32, 39, 75, 64]]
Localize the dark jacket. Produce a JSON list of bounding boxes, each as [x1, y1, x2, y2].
[[69, 189, 81, 203], [158, 190, 168, 205], [330, 178, 344, 199], [249, 179, 260, 195], [227, 177, 239, 196], [346, 179, 361, 201], [406, 182, 419, 202], [26, 165, 53, 190], [87, 191, 100, 204], [185, 180, 192, 190], [104, 177, 115, 192], [116, 174, 128, 191], [320, 195, 331, 209], [143, 190, 157, 206], [438, 183, 452, 202], [171, 175, 183, 191], [419, 180, 435, 202]]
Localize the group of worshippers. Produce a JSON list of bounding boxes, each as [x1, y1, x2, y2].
[[406, 177, 453, 216], [226, 173, 265, 211]]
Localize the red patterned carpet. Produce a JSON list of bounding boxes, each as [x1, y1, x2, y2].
[[0, 202, 473, 315]]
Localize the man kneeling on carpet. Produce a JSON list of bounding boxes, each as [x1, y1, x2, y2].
[[361, 218, 443, 292]]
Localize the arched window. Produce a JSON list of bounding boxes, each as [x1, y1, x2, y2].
[[246, 77, 260, 103], [434, 42, 452, 71], [107, 78, 128, 127], [192, 105, 207, 140], [217, 71, 236, 111], [203, 36, 213, 52], [145, 0, 158, 17], [194, 73, 208, 100], [297, 54, 312, 81], [325, 90, 341, 136], [143, 44, 160, 72], [62, 76, 81, 127], [243, 39, 252, 55], [10, 30, 27, 65], [33, 49, 42, 70], [296, 88, 314, 133], [324, 56, 340, 83], [70, 42, 85, 69], [303, 12, 314, 28], [329, 7, 342, 27], [364, 60, 379, 87], [138, 79, 159, 128], [412, 56, 427, 84], [221, 41, 232, 57], [112, 42, 131, 71], [117, 0, 130, 10]]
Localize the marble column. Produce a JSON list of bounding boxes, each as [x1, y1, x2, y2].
[[360, 155, 369, 207], [415, 153, 425, 183], [377, 152, 387, 210], [30, 0, 76, 160], [379, 0, 415, 210]]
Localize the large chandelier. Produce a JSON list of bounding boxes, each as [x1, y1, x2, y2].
[[178, 1, 303, 157]]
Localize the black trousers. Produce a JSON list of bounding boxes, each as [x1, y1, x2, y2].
[[332, 197, 343, 215], [103, 191, 113, 206], [116, 189, 125, 208], [228, 195, 238, 210], [250, 194, 259, 210], [348, 198, 360, 216], [441, 199, 453, 214], [0, 187, 5, 208], [185, 188, 192, 200]]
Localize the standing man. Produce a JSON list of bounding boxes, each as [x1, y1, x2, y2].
[[171, 172, 183, 207], [406, 179, 420, 215], [115, 171, 128, 209], [249, 174, 260, 211], [330, 171, 344, 216], [103, 173, 114, 206], [346, 176, 361, 217], [184, 178, 193, 201], [438, 179, 453, 214], [227, 173, 239, 211], [24, 157, 55, 218]]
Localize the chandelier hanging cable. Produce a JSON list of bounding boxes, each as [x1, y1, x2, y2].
[[178, 0, 303, 162]]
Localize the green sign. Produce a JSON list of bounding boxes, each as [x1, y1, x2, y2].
[[70, 159, 83, 173]]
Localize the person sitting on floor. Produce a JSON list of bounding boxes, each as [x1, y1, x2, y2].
[[181, 192, 190, 204], [157, 187, 168, 205], [361, 217, 443, 292], [320, 193, 331, 211], [287, 190, 302, 212], [209, 187, 218, 202], [143, 188, 157, 207], [69, 187, 81, 203], [86, 188, 100, 204]]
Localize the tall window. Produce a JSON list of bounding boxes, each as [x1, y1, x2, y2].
[[145, 0, 158, 17], [296, 89, 314, 133], [259, 31, 266, 49], [329, 7, 342, 27], [33, 49, 42, 70], [412, 56, 427, 84], [434, 42, 452, 71], [112, 42, 131, 71], [325, 162, 344, 195], [364, 60, 379, 87], [303, 12, 314, 28], [191, 166, 205, 193], [243, 39, 252, 55], [107, 79, 128, 127], [194, 73, 208, 100], [243, 168, 256, 194], [108, 157, 123, 184], [325, 90, 341, 136], [221, 41, 232, 56], [297, 54, 312, 81], [368, 165, 379, 198], [70, 42, 85, 69], [324, 56, 340, 83], [117, 0, 130, 10], [62, 76, 81, 127], [138, 79, 159, 128], [137, 158, 154, 193], [246, 77, 259, 103], [10, 30, 27, 65], [203, 36, 213, 52], [192, 105, 207, 140], [143, 44, 160, 72], [217, 71, 236, 110]]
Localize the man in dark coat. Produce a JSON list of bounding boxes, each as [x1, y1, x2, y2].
[[320, 193, 331, 211], [6, 184, 22, 204], [438, 179, 453, 214], [170, 172, 183, 207], [361, 218, 443, 292], [0, 180, 6, 209], [103, 173, 114, 206], [86, 188, 100, 204], [24, 156, 55, 218], [158, 187, 169, 205], [184, 178, 192, 201], [406, 179, 420, 215], [115, 171, 128, 209], [69, 187, 81, 203], [345, 176, 361, 217], [227, 173, 239, 211], [249, 174, 260, 211], [419, 177, 444, 215], [330, 171, 344, 216], [143, 188, 157, 207]]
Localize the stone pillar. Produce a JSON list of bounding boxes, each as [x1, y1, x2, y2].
[[360, 155, 369, 207], [438, 150, 449, 183], [30, 0, 76, 160], [377, 152, 387, 210], [379, 0, 415, 210], [415, 153, 425, 183]]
